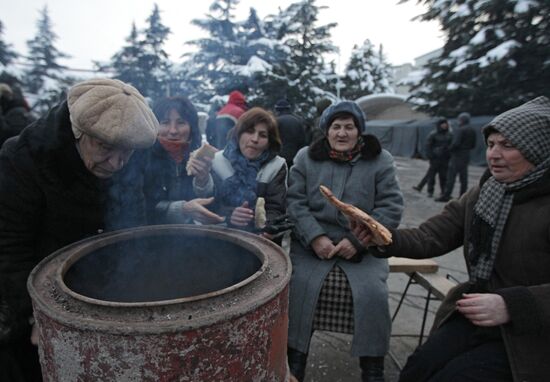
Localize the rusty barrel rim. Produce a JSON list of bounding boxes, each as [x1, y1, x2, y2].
[[28, 224, 291, 333], [56, 225, 269, 307]]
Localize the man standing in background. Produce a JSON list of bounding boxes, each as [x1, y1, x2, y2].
[[436, 112, 476, 202], [274, 98, 306, 169]]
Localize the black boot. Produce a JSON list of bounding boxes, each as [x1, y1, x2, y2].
[[359, 356, 385, 382], [287, 347, 308, 382]]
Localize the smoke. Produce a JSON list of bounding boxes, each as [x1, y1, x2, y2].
[[63, 232, 262, 303]]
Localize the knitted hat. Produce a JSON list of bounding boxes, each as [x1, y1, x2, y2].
[[483, 96, 550, 166], [67, 78, 158, 149], [319, 101, 366, 133], [274, 98, 291, 111]]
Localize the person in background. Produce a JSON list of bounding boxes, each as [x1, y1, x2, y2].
[[274, 98, 307, 169], [436, 112, 476, 202], [143, 96, 224, 225], [413, 118, 452, 197], [0, 81, 35, 147], [211, 90, 247, 149], [286, 101, 403, 382], [0, 78, 158, 381], [352, 96, 550, 382], [206, 107, 287, 238], [305, 98, 332, 144]]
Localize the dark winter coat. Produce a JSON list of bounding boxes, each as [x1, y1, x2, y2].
[[425, 126, 452, 162], [276, 112, 307, 168], [209, 150, 287, 231], [0, 103, 35, 148], [0, 101, 147, 342], [372, 170, 550, 382], [143, 140, 206, 224], [450, 122, 476, 153], [287, 134, 404, 356]]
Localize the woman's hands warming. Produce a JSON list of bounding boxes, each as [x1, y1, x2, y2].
[[187, 156, 212, 187], [456, 293, 510, 327], [311, 236, 357, 260], [182, 197, 225, 224], [230, 201, 254, 227]]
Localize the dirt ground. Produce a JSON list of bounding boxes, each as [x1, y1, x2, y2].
[[301, 157, 486, 382]]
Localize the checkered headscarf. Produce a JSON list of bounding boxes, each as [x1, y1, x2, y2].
[[469, 96, 550, 283]]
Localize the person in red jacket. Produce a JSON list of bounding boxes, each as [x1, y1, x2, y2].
[[211, 90, 247, 149]]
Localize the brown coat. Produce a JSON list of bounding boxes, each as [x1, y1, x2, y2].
[[374, 170, 550, 382]]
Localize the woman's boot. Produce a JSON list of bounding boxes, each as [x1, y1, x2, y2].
[[287, 347, 308, 382], [359, 356, 385, 382]]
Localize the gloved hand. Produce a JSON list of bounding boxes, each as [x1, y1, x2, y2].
[[262, 214, 294, 235]]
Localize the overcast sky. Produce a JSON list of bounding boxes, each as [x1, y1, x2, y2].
[[1, 0, 445, 72]]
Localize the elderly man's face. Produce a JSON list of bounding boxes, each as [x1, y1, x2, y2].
[[77, 134, 134, 179], [486, 132, 534, 183]]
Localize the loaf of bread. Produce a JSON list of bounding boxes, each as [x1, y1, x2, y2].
[[319, 185, 392, 246], [186, 143, 218, 176], [255, 197, 267, 229]]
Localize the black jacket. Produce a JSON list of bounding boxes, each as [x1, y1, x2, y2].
[[276, 112, 306, 167], [0, 101, 146, 342], [143, 141, 199, 224], [426, 127, 453, 161]]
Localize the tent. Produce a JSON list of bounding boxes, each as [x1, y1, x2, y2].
[[364, 116, 495, 167]]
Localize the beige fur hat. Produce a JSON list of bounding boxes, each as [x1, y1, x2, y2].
[[67, 78, 158, 148]]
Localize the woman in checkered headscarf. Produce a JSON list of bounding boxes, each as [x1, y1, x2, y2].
[[352, 96, 550, 382]]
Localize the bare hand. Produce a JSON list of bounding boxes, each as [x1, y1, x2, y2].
[[230, 201, 254, 226], [456, 293, 510, 327], [328, 238, 357, 260], [350, 219, 375, 247], [188, 156, 212, 186], [311, 236, 336, 260], [181, 197, 225, 224], [30, 323, 38, 346]]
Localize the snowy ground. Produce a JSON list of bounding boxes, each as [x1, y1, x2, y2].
[[301, 156, 486, 382]]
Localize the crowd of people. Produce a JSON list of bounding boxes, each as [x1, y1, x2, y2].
[[0, 77, 548, 382]]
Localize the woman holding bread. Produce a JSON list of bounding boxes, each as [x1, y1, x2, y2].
[[143, 96, 224, 225], [207, 107, 287, 237], [286, 101, 403, 382]]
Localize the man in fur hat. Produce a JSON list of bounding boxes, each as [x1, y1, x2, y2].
[[352, 96, 550, 382], [0, 78, 158, 381]]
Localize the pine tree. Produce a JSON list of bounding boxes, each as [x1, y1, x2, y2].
[[24, 6, 70, 113], [265, 0, 337, 122], [186, 0, 245, 102], [107, 23, 145, 92], [139, 3, 171, 100], [404, 0, 550, 116], [341, 39, 393, 100], [0, 20, 17, 67]]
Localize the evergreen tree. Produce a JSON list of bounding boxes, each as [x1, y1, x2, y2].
[[404, 0, 550, 116], [0, 20, 17, 67], [139, 3, 171, 100], [265, 0, 337, 122], [107, 23, 145, 91], [341, 39, 393, 100], [24, 6, 70, 113]]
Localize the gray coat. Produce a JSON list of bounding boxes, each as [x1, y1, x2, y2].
[[287, 145, 403, 356]]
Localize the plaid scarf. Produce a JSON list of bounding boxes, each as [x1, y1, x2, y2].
[[328, 136, 365, 162]]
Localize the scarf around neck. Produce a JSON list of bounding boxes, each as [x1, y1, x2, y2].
[[158, 137, 189, 164], [328, 135, 365, 162], [218, 138, 270, 207]]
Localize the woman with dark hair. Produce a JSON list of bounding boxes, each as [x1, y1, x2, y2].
[[143, 96, 224, 224], [286, 101, 404, 382], [207, 107, 287, 236]]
